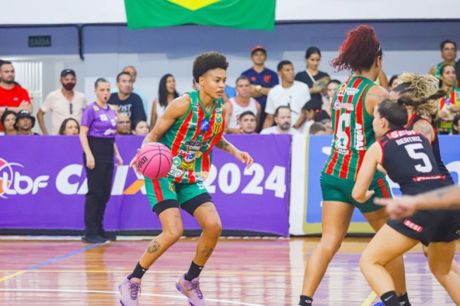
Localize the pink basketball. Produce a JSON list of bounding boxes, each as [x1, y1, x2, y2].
[[136, 143, 172, 180]]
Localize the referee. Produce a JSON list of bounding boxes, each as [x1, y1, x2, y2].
[[79, 78, 123, 243]]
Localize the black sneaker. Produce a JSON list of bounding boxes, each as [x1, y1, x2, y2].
[[99, 230, 117, 241], [81, 234, 107, 244]]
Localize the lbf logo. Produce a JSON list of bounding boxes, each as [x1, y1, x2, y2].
[[0, 158, 49, 198]]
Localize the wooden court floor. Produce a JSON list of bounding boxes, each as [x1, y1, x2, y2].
[[0, 237, 458, 305]]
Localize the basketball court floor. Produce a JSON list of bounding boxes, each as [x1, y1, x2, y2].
[[0, 237, 458, 305]]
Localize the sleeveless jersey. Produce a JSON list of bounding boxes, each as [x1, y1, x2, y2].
[[438, 86, 460, 133], [323, 76, 376, 180], [378, 129, 450, 195], [407, 114, 454, 185], [227, 97, 258, 129], [160, 91, 225, 184]]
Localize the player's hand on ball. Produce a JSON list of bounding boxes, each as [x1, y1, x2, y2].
[[86, 153, 95, 170], [236, 150, 253, 168]]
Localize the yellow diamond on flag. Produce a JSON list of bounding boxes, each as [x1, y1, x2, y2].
[[168, 0, 220, 11]]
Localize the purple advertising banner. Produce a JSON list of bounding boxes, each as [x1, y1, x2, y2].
[[0, 135, 290, 236]]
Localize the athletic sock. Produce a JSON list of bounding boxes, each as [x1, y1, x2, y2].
[[298, 295, 313, 305], [381, 291, 400, 306], [184, 261, 204, 281], [398, 293, 411, 306], [128, 262, 148, 280]]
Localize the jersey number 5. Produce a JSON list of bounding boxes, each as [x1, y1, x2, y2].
[[404, 143, 433, 173]]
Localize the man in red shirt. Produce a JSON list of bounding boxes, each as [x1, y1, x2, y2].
[[0, 61, 32, 116]]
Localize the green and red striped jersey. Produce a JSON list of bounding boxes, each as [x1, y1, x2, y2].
[[323, 76, 376, 180], [160, 91, 225, 184]]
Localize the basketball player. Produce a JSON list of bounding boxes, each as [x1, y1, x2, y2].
[[119, 52, 253, 306], [352, 100, 460, 305], [298, 25, 409, 306]]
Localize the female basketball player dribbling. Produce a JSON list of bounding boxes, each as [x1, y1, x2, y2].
[[352, 100, 460, 305], [298, 25, 409, 306]]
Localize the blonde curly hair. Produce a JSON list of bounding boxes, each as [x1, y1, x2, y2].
[[393, 73, 442, 116]]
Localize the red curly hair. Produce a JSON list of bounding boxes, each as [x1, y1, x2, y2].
[[332, 25, 382, 72]]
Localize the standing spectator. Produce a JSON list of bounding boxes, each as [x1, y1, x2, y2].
[[116, 113, 132, 135], [109, 72, 146, 124], [0, 61, 32, 131], [225, 76, 261, 133], [122, 65, 150, 122], [241, 45, 279, 128], [261, 105, 301, 135], [37, 69, 87, 135], [323, 79, 341, 116], [295, 47, 330, 106], [264, 60, 311, 129], [237, 111, 258, 134], [150, 73, 179, 128], [132, 120, 149, 136], [80, 78, 123, 243], [59, 118, 80, 136], [437, 64, 460, 134], [0, 110, 17, 135], [15, 110, 39, 135], [452, 114, 460, 134], [429, 40, 457, 79], [296, 101, 323, 134]]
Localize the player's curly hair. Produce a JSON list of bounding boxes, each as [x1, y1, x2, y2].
[[393, 73, 444, 116], [193, 51, 228, 82], [331, 25, 382, 72]]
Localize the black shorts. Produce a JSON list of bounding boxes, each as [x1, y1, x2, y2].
[[387, 210, 460, 246], [154, 193, 213, 216]]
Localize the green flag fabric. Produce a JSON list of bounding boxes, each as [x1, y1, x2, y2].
[[124, 0, 276, 31]]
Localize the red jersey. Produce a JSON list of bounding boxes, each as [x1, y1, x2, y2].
[[0, 84, 31, 108]]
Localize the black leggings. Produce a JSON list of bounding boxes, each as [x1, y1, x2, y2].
[[83, 137, 114, 235]]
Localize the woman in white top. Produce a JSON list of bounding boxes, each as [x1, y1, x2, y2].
[[224, 75, 261, 133], [150, 73, 179, 128]]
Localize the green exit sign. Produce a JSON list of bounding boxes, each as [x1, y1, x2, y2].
[[28, 35, 52, 48]]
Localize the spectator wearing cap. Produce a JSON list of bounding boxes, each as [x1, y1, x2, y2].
[[0, 61, 32, 131], [237, 111, 258, 134], [37, 69, 87, 135], [224, 76, 261, 134], [108, 71, 146, 124], [15, 110, 39, 135], [263, 60, 311, 129], [0, 110, 17, 135], [261, 105, 301, 135], [241, 45, 279, 129], [295, 46, 330, 107]]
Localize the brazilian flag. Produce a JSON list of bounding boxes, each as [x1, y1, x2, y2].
[[124, 0, 276, 31]]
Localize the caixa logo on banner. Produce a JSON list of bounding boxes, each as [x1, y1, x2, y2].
[[0, 158, 49, 198]]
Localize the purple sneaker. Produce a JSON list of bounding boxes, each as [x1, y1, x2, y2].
[[176, 275, 207, 306], [118, 277, 141, 306]]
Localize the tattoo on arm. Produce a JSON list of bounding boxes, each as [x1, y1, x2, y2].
[[216, 138, 230, 151], [147, 239, 161, 253]]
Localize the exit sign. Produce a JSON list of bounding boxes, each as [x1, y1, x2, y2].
[[28, 35, 52, 48]]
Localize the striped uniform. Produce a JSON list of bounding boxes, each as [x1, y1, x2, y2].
[[438, 86, 460, 134], [320, 76, 391, 213], [145, 91, 225, 212]]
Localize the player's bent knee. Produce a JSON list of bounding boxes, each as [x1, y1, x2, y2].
[[202, 220, 222, 237], [163, 224, 184, 242]]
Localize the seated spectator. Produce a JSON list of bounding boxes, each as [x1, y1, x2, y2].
[[388, 74, 400, 90], [437, 64, 460, 134], [225, 76, 261, 133], [15, 110, 39, 135], [132, 120, 149, 136], [37, 69, 87, 135], [261, 105, 300, 135], [122, 65, 150, 122], [429, 40, 457, 79], [264, 60, 310, 129], [59, 118, 80, 136], [320, 119, 333, 134], [237, 111, 258, 134], [0, 110, 17, 135], [116, 113, 132, 135], [295, 46, 330, 106], [309, 122, 328, 135], [323, 79, 341, 116], [296, 101, 321, 134], [109, 72, 146, 124], [150, 73, 179, 128], [0, 61, 32, 131]]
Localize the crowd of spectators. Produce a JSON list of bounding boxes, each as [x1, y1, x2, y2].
[[1, 39, 460, 138]]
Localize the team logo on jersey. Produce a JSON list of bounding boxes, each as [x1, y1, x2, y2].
[[93, 105, 100, 111], [263, 75, 272, 84], [200, 119, 210, 132], [345, 87, 359, 96], [403, 218, 423, 232]]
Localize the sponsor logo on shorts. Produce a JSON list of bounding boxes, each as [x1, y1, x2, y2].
[[403, 218, 423, 233]]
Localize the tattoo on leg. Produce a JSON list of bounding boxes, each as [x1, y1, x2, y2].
[[200, 246, 214, 258], [147, 240, 161, 253]]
